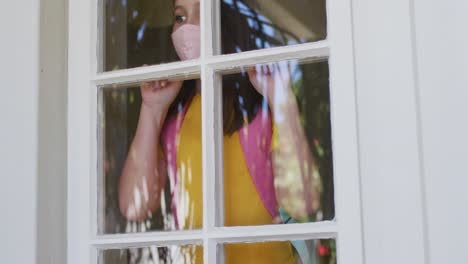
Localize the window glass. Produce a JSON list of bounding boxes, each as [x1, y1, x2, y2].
[[99, 77, 203, 234], [220, 0, 327, 54], [99, 244, 203, 264], [219, 239, 336, 264], [221, 59, 334, 226], [102, 0, 200, 71]]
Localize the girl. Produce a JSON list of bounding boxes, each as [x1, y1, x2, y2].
[[118, 0, 320, 262]]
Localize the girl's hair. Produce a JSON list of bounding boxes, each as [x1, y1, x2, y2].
[[166, 1, 264, 135]]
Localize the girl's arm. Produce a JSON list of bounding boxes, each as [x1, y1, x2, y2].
[[269, 88, 320, 221], [248, 64, 320, 221], [118, 104, 168, 221], [119, 80, 181, 221]]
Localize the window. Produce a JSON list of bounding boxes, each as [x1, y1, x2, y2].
[[67, 0, 363, 263]]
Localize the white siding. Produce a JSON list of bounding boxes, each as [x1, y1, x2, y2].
[[413, 1, 468, 263], [352, 0, 468, 263], [0, 1, 40, 263], [0, 0, 67, 263], [351, 1, 427, 263]]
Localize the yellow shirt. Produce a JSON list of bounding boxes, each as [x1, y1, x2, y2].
[[176, 94, 296, 263]]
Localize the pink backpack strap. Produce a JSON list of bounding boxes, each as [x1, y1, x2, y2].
[[239, 109, 279, 219]]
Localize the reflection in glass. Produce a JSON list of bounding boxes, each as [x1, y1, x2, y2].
[[221, 0, 327, 54], [99, 77, 203, 234], [103, 0, 200, 71], [99, 244, 203, 264], [219, 239, 336, 264], [222, 60, 334, 227]]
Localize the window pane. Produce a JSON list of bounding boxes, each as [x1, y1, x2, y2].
[[220, 0, 327, 54], [98, 77, 203, 234], [99, 244, 203, 264], [221, 59, 334, 226], [219, 239, 336, 264], [102, 0, 200, 71]]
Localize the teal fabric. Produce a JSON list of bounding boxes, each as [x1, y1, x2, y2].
[[279, 208, 318, 264]]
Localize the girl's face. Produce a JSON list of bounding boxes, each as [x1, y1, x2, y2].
[[173, 0, 200, 33]]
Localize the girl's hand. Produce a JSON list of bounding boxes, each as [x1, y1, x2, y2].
[[140, 79, 182, 113], [247, 63, 292, 106]]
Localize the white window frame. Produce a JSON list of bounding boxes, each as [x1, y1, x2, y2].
[[67, 0, 364, 263]]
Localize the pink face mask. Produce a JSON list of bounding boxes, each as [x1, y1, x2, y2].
[[171, 24, 201, 61]]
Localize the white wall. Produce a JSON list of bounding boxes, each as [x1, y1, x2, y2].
[[352, 0, 468, 263], [0, 0, 67, 263], [0, 1, 40, 263], [413, 1, 468, 263]]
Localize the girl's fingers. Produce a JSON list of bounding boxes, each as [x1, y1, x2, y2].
[[149, 81, 159, 89], [247, 68, 257, 81], [267, 64, 274, 75], [151, 80, 168, 90], [141, 81, 151, 90], [256, 64, 263, 74], [254, 64, 274, 75]]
